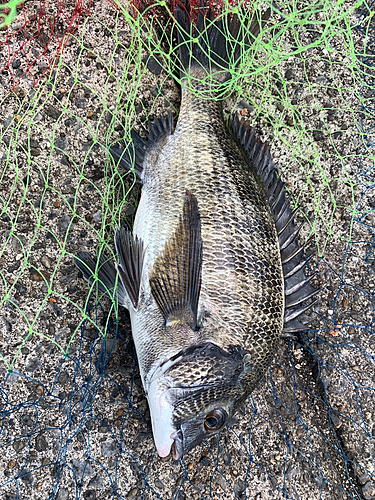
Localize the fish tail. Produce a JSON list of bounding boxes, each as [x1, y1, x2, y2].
[[175, 0, 271, 82]]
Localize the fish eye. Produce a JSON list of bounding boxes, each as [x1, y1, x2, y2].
[[204, 409, 227, 431]]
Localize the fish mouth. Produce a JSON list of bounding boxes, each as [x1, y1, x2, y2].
[[172, 441, 177, 460], [171, 430, 184, 460], [147, 372, 181, 460], [155, 430, 183, 460]]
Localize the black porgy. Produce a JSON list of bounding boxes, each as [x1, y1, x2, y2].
[[74, 0, 319, 460]]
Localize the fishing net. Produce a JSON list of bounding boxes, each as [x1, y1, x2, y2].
[[0, 0, 374, 498], [0, 0, 92, 89]]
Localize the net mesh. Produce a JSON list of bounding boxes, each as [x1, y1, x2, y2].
[[0, 0, 374, 499], [0, 0, 92, 89]]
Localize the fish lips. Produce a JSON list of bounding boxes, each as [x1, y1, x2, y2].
[[147, 382, 176, 458], [170, 429, 184, 460], [170, 424, 203, 461], [171, 422, 202, 461]]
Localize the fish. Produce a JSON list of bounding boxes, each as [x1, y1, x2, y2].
[[74, 0, 319, 460]]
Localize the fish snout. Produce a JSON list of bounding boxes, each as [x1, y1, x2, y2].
[[157, 440, 173, 458], [155, 430, 183, 459]]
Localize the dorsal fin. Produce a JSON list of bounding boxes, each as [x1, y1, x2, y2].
[[109, 110, 174, 184], [149, 191, 203, 330], [230, 115, 320, 332]]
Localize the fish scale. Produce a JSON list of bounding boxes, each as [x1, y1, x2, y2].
[[142, 91, 282, 341], [74, 0, 318, 460], [128, 79, 284, 455]]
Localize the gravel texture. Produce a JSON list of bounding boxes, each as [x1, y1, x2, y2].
[[0, 1, 374, 500]]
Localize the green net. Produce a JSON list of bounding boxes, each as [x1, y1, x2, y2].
[[0, 0, 374, 498]]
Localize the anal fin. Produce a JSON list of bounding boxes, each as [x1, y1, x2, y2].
[[110, 111, 174, 184], [149, 191, 202, 330], [114, 228, 145, 309]]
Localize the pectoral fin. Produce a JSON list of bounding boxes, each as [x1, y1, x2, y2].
[[149, 191, 203, 330]]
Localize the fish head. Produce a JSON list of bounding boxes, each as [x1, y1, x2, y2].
[[147, 342, 259, 460]]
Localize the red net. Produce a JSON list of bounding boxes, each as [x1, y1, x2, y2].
[[0, 0, 92, 90], [0, 0, 248, 91]]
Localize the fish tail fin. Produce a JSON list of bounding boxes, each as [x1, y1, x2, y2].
[[175, 0, 271, 82]]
